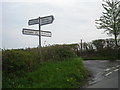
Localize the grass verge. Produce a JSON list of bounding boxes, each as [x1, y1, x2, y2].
[[4, 58, 89, 88]]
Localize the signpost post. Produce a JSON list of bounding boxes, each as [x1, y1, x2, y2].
[[22, 15, 54, 60], [38, 17, 41, 58]]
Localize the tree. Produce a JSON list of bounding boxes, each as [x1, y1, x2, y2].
[[105, 38, 115, 49], [92, 39, 105, 51], [96, 0, 120, 47]]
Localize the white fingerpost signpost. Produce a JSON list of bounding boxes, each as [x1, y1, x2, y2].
[[22, 15, 54, 60]]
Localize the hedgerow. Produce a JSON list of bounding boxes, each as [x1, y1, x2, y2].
[[2, 45, 88, 88]]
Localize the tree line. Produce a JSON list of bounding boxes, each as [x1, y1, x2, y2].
[[68, 38, 120, 60]]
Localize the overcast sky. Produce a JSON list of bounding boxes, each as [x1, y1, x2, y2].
[[1, 0, 114, 49]]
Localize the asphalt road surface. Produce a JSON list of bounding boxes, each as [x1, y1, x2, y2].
[[83, 60, 120, 88]]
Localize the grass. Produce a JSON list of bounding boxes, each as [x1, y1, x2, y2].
[[6, 58, 89, 88]]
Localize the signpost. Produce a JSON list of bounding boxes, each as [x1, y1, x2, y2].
[[22, 15, 54, 60], [40, 15, 54, 26], [28, 15, 54, 26], [22, 28, 39, 36], [41, 30, 52, 37], [28, 18, 39, 25], [22, 28, 52, 37]]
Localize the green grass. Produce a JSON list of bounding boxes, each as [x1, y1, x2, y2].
[[7, 58, 89, 88]]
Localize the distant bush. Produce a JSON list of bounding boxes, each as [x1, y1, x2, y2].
[[42, 45, 77, 61], [77, 38, 120, 60]]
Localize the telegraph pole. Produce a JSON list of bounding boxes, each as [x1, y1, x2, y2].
[[81, 39, 82, 56]]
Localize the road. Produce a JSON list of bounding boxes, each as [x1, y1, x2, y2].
[[87, 71, 118, 88], [82, 60, 120, 88]]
